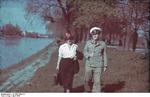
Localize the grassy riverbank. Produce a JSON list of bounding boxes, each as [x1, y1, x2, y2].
[[0, 42, 57, 91]]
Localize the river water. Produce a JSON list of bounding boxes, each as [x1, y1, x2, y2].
[[0, 37, 53, 69]]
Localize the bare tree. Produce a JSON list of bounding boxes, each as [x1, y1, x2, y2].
[[116, 0, 149, 50]]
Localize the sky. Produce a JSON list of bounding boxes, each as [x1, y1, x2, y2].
[[0, 0, 50, 34]]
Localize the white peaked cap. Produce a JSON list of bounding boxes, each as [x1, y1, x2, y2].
[[90, 27, 102, 34]]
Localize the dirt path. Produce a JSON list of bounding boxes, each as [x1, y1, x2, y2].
[[2, 43, 149, 92]]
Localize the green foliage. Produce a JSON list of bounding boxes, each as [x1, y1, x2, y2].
[[71, 0, 118, 28]]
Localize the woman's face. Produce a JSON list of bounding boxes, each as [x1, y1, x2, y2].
[[66, 39, 73, 45]]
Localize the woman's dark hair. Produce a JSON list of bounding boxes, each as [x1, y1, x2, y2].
[[64, 35, 74, 41], [63, 32, 74, 41]]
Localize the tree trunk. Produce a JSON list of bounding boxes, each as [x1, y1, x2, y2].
[[57, 0, 71, 33], [80, 27, 84, 42], [123, 32, 127, 50], [108, 33, 112, 45], [74, 28, 78, 44], [132, 31, 138, 52]]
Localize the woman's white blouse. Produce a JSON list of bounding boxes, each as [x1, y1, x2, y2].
[[58, 43, 78, 58], [56, 43, 78, 68]]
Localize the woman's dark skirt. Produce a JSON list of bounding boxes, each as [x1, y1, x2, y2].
[[59, 58, 74, 91]]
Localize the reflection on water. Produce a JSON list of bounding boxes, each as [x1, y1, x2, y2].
[[0, 37, 53, 69]]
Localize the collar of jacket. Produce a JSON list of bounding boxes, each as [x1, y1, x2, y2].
[[90, 40, 102, 47]]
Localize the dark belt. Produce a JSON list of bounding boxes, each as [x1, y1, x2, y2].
[[61, 58, 73, 60]]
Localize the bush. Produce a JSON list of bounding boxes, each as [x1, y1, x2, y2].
[[1, 24, 22, 36]]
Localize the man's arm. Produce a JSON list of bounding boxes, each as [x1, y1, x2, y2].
[[103, 42, 108, 71]]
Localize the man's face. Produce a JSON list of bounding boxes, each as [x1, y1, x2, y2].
[[92, 33, 99, 40]]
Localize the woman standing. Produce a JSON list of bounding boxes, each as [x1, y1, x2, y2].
[[56, 33, 78, 92]]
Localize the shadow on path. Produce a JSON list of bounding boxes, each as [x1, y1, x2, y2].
[[71, 81, 125, 92]]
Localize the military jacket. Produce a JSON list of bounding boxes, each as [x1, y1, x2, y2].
[[84, 40, 107, 68]]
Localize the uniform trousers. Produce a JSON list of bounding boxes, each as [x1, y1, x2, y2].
[[84, 66, 102, 92]]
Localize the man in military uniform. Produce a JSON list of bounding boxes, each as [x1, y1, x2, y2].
[[84, 27, 108, 92]]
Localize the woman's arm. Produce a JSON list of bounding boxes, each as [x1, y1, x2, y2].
[[56, 47, 62, 70]]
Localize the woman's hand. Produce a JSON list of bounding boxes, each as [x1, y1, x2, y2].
[[73, 56, 77, 60], [56, 68, 59, 73], [56, 65, 59, 73]]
